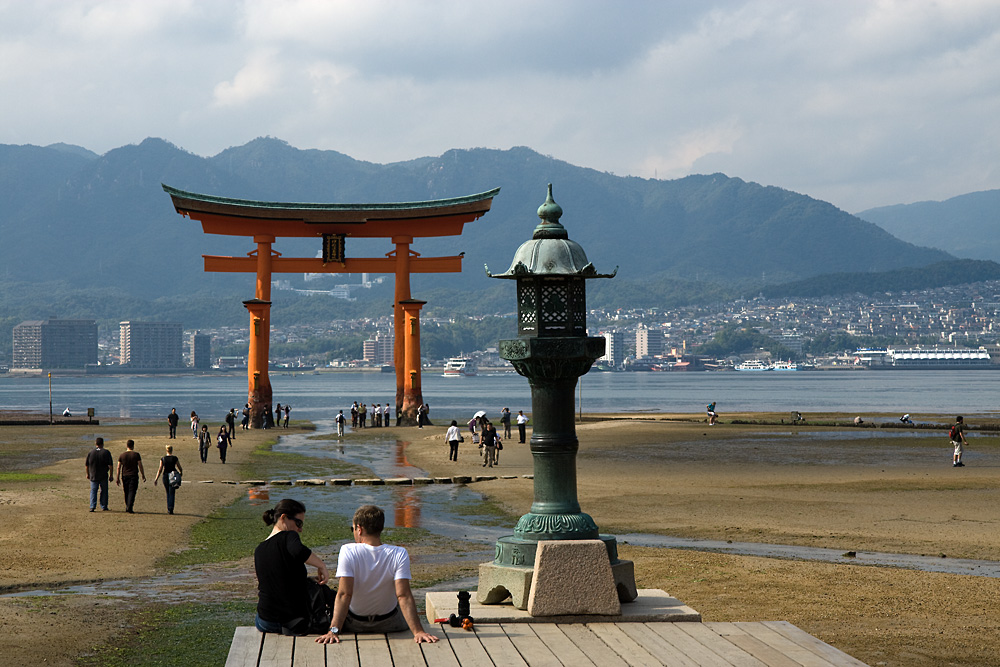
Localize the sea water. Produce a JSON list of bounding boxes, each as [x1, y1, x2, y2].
[[0, 369, 997, 421]]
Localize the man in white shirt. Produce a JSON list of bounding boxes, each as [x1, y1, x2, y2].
[[316, 505, 437, 645], [516, 410, 529, 443]]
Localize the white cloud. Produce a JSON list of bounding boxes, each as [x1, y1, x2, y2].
[[1, 0, 1000, 210]]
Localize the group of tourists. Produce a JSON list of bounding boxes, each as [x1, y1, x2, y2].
[[254, 501, 437, 644], [442, 408, 529, 467], [84, 437, 183, 514], [171, 408, 238, 464], [350, 401, 393, 428]]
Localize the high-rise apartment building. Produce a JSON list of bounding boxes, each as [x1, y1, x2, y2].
[[120, 321, 183, 369], [600, 330, 624, 368], [12, 319, 98, 369], [636, 325, 664, 358], [191, 331, 212, 369], [363, 331, 394, 365]]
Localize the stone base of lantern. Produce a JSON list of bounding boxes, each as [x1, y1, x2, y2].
[[478, 539, 638, 612]]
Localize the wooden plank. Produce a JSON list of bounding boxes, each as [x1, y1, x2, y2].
[[385, 630, 428, 667], [762, 621, 869, 667], [258, 633, 295, 666], [501, 624, 564, 667], [646, 623, 740, 667], [736, 622, 841, 666], [557, 624, 629, 667], [617, 623, 699, 667], [417, 626, 461, 667], [474, 624, 528, 666], [706, 623, 800, 667], [523, 624, 599, 667], [356, 633, 392, 666], [292, 637, 326, 667], [674, 623, 768, 667], [587, 623, 663, 667], [441, 624, 494, 667], [325, 634, 361, 667], [225, 627, 264, 667]]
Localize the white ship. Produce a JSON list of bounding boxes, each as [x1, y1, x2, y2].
[[734, 359, 773, 371], [442, 357, 476, 377], [771, 360, 799, 371]]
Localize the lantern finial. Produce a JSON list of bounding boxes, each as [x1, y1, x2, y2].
[[533, 184, 567, 240]]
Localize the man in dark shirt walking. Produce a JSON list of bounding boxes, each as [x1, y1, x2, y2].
[[85, 437, 114, 512], [167, 408, 179, 439], [116, 439, 146, 513]]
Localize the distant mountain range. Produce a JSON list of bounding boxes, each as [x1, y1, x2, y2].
[[0, 137, 953, 302], [856, 189, 1000, 261]]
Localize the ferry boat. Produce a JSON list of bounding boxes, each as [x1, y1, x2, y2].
[[734, 359, 772, 371], [442, 357, 476, 377], [771, 361, 799, 371]]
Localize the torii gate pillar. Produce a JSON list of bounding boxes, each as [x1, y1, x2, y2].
[[393, 236, 413, 422], [400, 299, 426, 425]]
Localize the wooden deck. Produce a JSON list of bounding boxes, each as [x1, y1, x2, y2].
[[226, 621, 868, 666]]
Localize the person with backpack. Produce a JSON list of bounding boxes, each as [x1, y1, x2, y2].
[[335, 410, 346, 437], [153, 444, 183, 515], [254, 499, 333, 635], [950, 416, 969, 467]]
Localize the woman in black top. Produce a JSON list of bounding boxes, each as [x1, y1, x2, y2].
[[254, 499, 330, 634], [152, 444, 182, 515]]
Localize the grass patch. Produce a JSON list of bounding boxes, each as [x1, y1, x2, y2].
[[0, 472, 61, 483], [78, 600, 256, 667], [160, 496, 352, 569], [449, 495, 520, 526]]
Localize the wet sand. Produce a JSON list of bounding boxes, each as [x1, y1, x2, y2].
[[3, 415, 1000, 665], [403, 415, 1000, 666]]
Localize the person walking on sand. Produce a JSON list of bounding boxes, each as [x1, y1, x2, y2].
[[516, 410, 529, 443], [217, 425, 231, 464], [950, 416, 969, 467], [314, 505, 438, 645], [383, 403, 391, 427], [706, 402, 717, 426], [500, 407, 511, 439], [226, 409, 237, 440], [85, 437, 114, 512], [445, 420, 461, 461], [481, 422, 497, 468], [167, 408, 179, 439], [336, 410, 346, 436], [284, 404, 290, 428], [191, 411, 200, 439], [153, 444, 182, 515], [116, 439, 145, 513], [198, 424, 212, 463], [416, 404, 425, 428]]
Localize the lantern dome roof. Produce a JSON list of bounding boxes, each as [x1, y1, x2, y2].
[[487, 184, 617, 280]]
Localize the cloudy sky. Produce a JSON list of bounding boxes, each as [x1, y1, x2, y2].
[[2, 0, 999, 211]]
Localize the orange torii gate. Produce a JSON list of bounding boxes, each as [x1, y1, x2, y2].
[[162, 185, 500, 428]]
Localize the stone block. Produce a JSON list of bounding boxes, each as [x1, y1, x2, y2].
[[270, 480, 292, 486], [452, 475, 472, 484], [411, 477, 434, 484], [295, 479, 327, 486], [527, 540, 620, 617], [432, 477, 453, 484], [354, 478, 384, 485], [329, 478, 352, 486], [612, 559, 638, 602], [477, 562, 534, 610], [384, 477, 412, 485]]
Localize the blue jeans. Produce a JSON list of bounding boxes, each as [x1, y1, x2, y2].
[[164, 481, 176, 513], [255, 614, 282, 633], [90, 478, 109, 510]]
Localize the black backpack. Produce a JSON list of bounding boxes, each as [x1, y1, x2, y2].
[[281, 580, 337, 636]]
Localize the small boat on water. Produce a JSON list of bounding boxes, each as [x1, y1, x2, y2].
[[442, 357, 476, 377], [771, 360, 799, 371], [734, 359, 772, 371]]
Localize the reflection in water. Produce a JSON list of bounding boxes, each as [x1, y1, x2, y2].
[[394, 485, 421, 529], [248, 487, 270, 504]]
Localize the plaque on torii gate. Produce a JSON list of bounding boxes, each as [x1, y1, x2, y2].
[[162, 184, 500, 427]]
